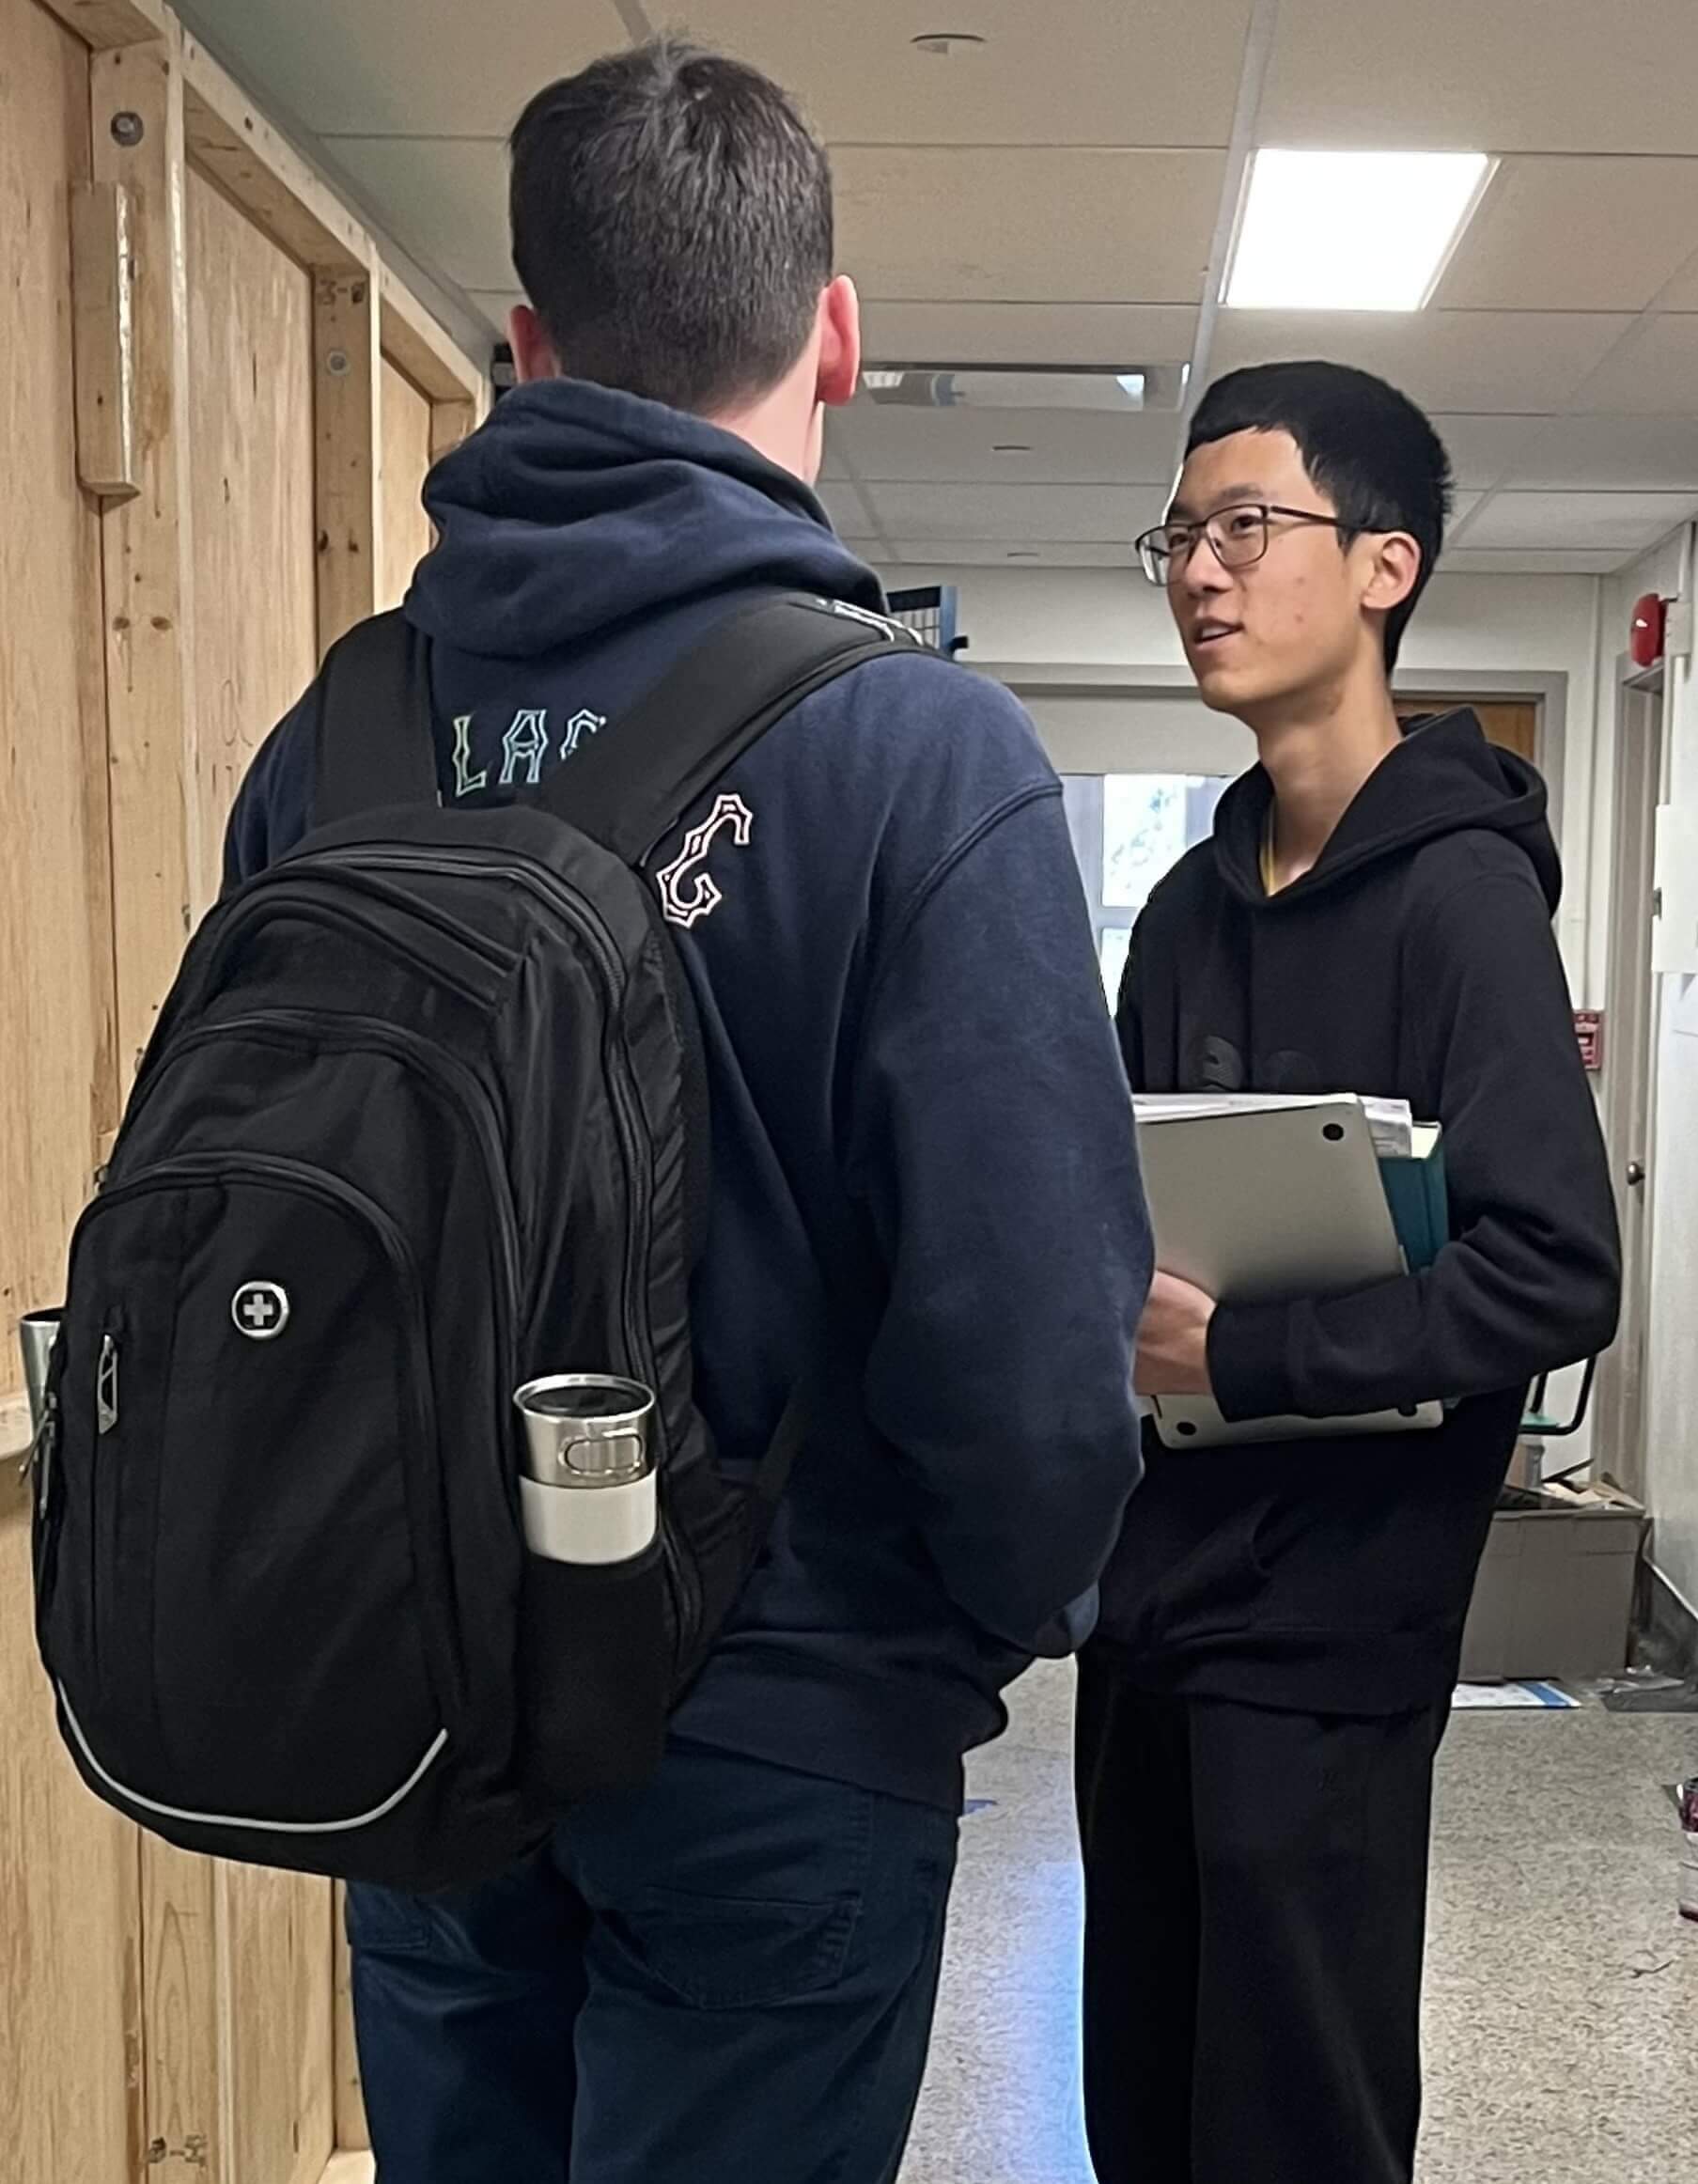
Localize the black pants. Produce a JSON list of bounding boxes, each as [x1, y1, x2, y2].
[[1075, 1654, 1450, 2184]]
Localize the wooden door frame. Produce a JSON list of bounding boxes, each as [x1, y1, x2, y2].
[[1388, 666, 1567, 835], [1594, 660, 1665, 1497]]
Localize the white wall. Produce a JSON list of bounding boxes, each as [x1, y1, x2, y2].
[[899, 564, 1605, 997], [1604, 527, 1698, 1614]]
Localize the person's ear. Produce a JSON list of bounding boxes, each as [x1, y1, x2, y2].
[[508, 304, 562, 385], [815, 275, 862, 410], [1361, 530, 1423, 618]]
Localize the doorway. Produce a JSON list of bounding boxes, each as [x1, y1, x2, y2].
[[1593, 666, 1664, 1498], [1394, 694, 1540, 763]]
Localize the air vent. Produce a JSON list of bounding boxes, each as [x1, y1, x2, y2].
[[861, 366, 1188, 413]]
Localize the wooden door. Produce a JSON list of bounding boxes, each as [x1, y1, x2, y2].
[[185, 166, 320, 914], [0, 8, 140, 2184], [1396, 694, 1539, 763]]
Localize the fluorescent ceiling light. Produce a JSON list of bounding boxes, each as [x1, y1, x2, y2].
[[1224, 149, 1493, 311]]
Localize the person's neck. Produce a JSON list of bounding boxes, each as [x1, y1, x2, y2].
[[1251, 664, 1403, 885], [709, 355, 822, 484]]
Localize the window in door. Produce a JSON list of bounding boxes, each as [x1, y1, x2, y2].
[[1062, 773, 1232, 1003]]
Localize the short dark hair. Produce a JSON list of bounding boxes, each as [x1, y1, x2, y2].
[[1185, 361, 1453, 671], [508, 41, 833, 416]]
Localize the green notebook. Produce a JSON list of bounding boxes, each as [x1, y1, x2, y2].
[[1379, 1122, 1448, 1271]]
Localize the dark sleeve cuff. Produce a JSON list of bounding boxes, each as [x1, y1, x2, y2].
[[1207, 1299, 1298, 1423]]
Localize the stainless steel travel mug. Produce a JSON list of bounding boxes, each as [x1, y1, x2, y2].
[[19, 1308, 63, 1439], [512, 1374, 658, 1566]]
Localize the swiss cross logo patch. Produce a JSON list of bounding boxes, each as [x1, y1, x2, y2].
[[231, 1282, 290, 1341]]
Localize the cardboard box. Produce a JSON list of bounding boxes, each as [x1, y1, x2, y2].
[[1459, 1481, 1646, 1683]]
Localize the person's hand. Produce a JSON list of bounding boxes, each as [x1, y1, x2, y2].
[[1135, 1271, 1218, 1396]]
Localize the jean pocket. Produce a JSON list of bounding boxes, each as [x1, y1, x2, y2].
[[600, 1885, 863, 2010], [345, 1880, 436, 1958]]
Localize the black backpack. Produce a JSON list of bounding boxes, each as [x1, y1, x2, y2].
[[30, 592, 925, 1891]]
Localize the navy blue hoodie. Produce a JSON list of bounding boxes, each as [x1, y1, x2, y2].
[[226, 379, 1149, 1808]]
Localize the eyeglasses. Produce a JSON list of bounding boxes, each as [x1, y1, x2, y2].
[[1135, 503, 1348, 587]]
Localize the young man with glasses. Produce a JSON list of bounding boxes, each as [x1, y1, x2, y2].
[[1078, 361, 1620, 2184]]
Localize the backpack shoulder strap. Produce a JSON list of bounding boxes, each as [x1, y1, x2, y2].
[[305, 594, 943, 857], [309, 610, 438, 830], [541, 594, 939, 868]]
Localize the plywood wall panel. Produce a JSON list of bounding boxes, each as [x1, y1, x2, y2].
[[379, 355, 434, 612], [1, 11, 140, 2184], [1, 0, 118, 1386], [184, 164, 318, 918]]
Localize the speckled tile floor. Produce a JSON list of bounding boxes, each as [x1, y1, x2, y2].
[[332, 1664, 1696, 2183], [896, 1660, 1698, 2184]]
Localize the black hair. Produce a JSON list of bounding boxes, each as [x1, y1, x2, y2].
[[1185, 361, 1453, 671], [509, 40, 833, 416]]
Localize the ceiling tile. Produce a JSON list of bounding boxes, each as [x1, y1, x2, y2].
[[886, 539, 1140, 568], [1458, 490, 1698, 552], [1440, 548, 1632, 574], [1434, 158, 1698, 313], [326, 138, 511, 290], [1577, 316, 1698, 415], [181, 0, 628, 136], [861, 481, 1167, 544], [818, 483, 880, 536], [670, 0, 1253, 147], [832, 402, 1184, 488], [836, 148, 1225, 305], [1207, 310, 1633, 414], [1430, 415, 1544, 489], [1502, 415, 1698, 491], [1260, 0, 1698, 155], [1656, 256, 1698, 311], [861, 303, 1199, 369]]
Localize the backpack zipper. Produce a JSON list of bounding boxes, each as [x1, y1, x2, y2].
[[67, 1148, 460, 1740], [96, 1333, 120, 1436], [117, 1007, 522, 1363]]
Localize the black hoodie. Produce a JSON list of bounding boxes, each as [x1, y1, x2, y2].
[[1098, 710, 1621, 1711]]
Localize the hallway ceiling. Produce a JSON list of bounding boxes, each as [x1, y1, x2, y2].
[[179, 0, 1698, 574]]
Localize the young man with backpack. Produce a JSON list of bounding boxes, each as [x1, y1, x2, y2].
[[211, 42, 1145, 2184], [1075, 361, 1621, 2184]]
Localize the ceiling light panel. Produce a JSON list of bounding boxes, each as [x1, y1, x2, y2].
[[1225, 149, 1494, 311]]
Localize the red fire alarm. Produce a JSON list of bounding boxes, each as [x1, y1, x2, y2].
[[1630, 592, 1667, 669]]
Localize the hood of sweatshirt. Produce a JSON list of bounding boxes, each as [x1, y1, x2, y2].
[[406, 376, 886, 662], [1209, 710, 1561, 914]]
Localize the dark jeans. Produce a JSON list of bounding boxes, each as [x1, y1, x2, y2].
[[1076, 1655, 1450, 2184], [348, 1740, 960, 2184]]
